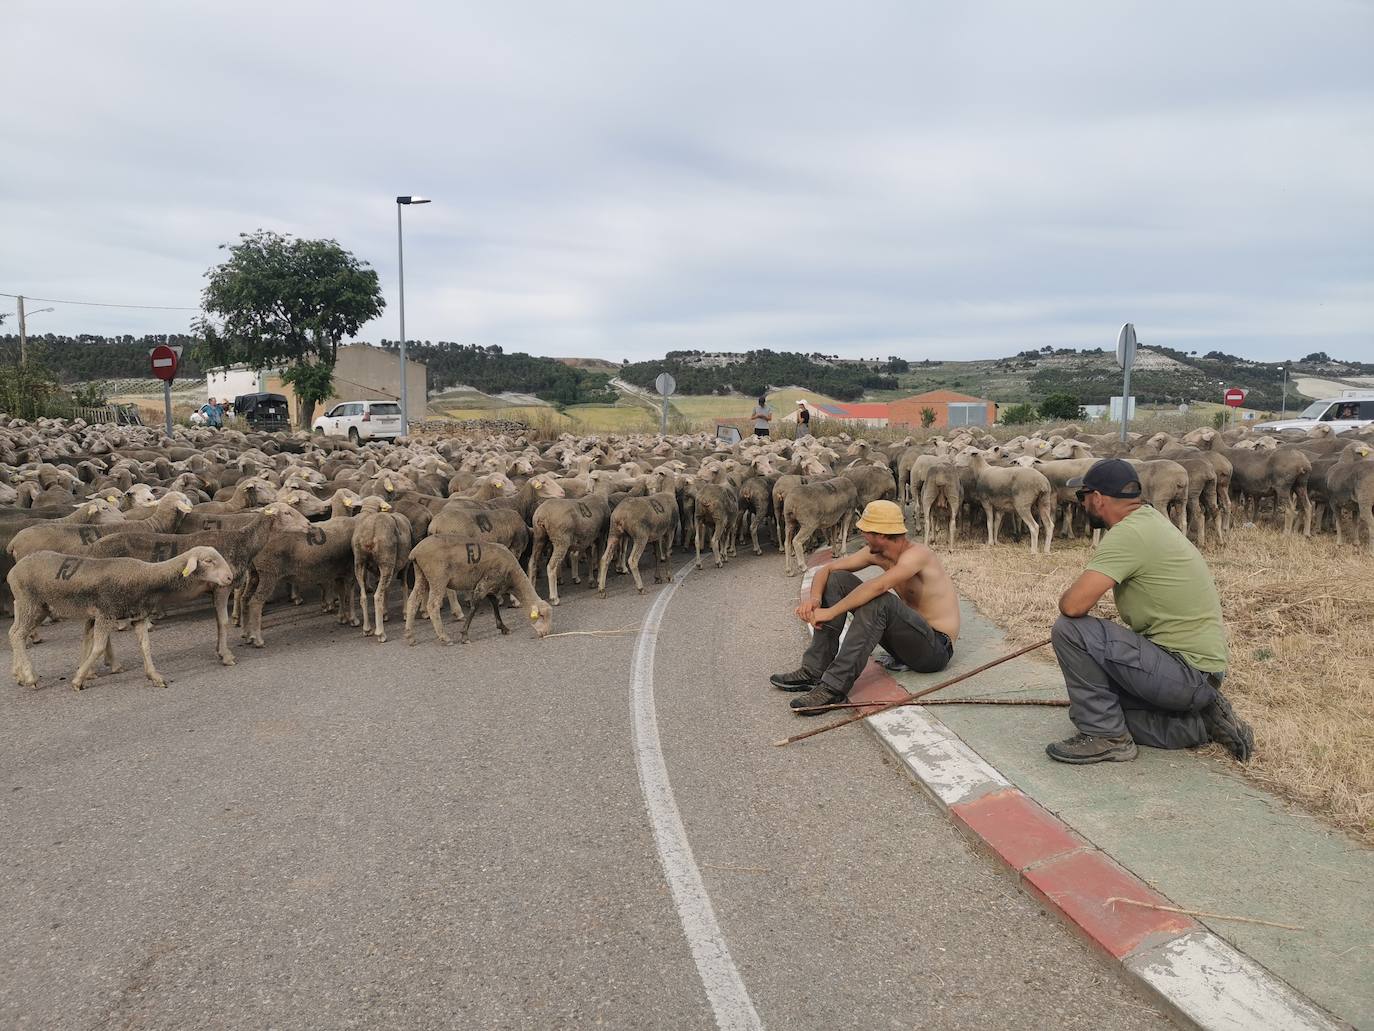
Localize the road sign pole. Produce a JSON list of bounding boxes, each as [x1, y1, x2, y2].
[[660, 395, 667, 435], [1116, 323, 1137, 442], [163, 380, 173, 437], [1119, 362, 1132, 442]]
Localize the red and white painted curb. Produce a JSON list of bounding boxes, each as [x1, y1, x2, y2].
[[798, 555, 1342, 1031]]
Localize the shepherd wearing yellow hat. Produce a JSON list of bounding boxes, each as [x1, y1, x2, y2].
[[771, 499, 962, 715]]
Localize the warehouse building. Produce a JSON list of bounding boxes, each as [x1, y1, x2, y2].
[[888, 389, 997, 429]]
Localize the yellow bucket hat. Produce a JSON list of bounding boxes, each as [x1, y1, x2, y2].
[[856, 500, 907, 535]]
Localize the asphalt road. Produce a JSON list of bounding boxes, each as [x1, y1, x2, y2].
[[0, 550, 1172, 1030]]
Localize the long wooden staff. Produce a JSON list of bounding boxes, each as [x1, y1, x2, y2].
[[772, 637, 1052, 747]]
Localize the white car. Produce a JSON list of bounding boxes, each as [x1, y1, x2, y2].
[[1255, 395, 1374, 434], [312, 400, 403, 442]]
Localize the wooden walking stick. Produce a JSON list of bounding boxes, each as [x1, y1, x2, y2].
[[772, 636, 1053, 747]]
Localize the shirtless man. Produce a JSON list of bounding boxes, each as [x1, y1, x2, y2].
[[770, 500, 960, 715]]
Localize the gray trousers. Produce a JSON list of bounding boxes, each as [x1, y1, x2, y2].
[[802, 571, 953, 697], [1051, 614, 1217, 749]]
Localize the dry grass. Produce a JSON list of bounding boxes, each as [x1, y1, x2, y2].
[[943, 526, 1374, 845]]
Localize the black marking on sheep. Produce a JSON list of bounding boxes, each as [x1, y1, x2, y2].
[[152, 542, 176, 563], [649, 499, 665, 515], [576, 502, 592, 518], [476, 514, 492, 532], [56, 558, 82, 581], [305, 527, 326, 546], [465, 543, 482, 564], [78, 526, 99, 545]]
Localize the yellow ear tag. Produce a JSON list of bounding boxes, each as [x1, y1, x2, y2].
[[384, 480, 394, 491], [264, 506, 276, 515], [381, 501, 392, 511], [107, 495, 118, 503], [181, 565, 193, 577], [529, 607, 539, 620]]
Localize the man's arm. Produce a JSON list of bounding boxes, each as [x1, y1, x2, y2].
[[1058, 571, 1116, 617], [796, 547, 872, 622], [811, 546, 928, 625]]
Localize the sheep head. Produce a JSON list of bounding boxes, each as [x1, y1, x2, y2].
[[529, 600, 553, 638], [180, 546, 236, 588]]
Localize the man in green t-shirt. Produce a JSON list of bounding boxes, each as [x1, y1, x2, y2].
[[1047, 459, 1254, 765]]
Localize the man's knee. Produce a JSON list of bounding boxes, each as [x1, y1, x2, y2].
[[1052, 613, 1086, 646], [822, 570, 863, 604]]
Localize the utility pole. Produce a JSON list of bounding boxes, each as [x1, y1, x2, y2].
[[17, 295, 26, 366]]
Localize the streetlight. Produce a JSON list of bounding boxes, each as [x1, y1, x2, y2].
[[14, 298, 55, 365], [1278, 362, 1289, 418], [396, 195, 431, 436]]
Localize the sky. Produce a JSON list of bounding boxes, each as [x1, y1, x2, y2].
[[3, 0, 1372, 364]]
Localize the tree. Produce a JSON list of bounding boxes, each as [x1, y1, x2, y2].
[[1038, 392, 1084, 420], [1000, 403, 1038, 425], [1302, 351, 1331, 363], [195, 230, 385, 428], [885, 356, 910, 374], [920, 407, 936, 428]]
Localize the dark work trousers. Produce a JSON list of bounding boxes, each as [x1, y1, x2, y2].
[[802, 571, 953, 697], [1051, 614, 1218, 749]]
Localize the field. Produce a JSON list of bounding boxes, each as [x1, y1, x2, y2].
[[944, 526, 1374, 845], [667, 387, 849, 427]]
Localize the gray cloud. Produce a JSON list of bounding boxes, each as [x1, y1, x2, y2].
[[4, 0, 1371, 362]]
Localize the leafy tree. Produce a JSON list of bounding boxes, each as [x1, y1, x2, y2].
[[1000, 402, 1038, 425], [0, 343, 60, 420], [920, 407, 936, 428], [195, 230, 385, 428], [1302, 351, 1331, 363], [885, 356, 910, 373], [1038, 392, 1084, 420]]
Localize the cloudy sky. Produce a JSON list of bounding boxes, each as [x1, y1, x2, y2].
[[4, 0, 1371, 362]]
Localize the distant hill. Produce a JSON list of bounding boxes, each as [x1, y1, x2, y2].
[[620, 349, 898, 402]]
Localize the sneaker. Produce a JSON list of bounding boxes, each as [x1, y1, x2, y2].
[[790, 685, 846, 715], [1045, 732, 1138, 764], [1201, 690, 1254, 762], [770, 667, 817, 692]]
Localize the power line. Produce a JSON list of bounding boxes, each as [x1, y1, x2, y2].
[[0, 291, 199, 312]]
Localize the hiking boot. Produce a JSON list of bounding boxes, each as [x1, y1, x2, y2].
[[770, 667, 817, 692], [1045, 732, 1138, 764], [790, 685, 846, 715], [1201, 690, 1254, 762]]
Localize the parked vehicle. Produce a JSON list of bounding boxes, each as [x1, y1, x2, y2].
[[232, 393, 292, 434], [312, 399, 403, 442], [1255, 393, 1374, 433]]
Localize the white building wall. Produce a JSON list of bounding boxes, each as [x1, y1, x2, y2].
[[206, 366, 270, 402]]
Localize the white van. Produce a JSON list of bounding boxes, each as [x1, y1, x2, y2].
[[312, 400, 403, 442], [1255, 394, 1374, 433]]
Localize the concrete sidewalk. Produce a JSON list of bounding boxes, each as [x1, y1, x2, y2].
[[869, 599, 1371, 1028]]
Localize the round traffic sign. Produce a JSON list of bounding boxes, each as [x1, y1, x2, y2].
[[655, 372, 676, 397], [1224, 387, 1247, 408], [150, 345, 179, 382]]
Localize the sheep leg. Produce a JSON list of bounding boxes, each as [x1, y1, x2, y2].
[[355, 557, 374, 636], [570, 548, 581, 584], [1279, 488, 1296, 535], [947, 504, 958, 552], [774, 499, 786, 551], [243, 570, 278, 648], [404, 571, 426, 644], [526, 528, 546, 588], [1038, 497, 1054, 555], [789, 522, 814, 579], [1298, 485, 1314, 538], [446, 589, 464, 621], [695, 519, 705, 570], [132, 618, 168, 688], [597, 530, 621, 597], [489, 596, 510, 635], [372, 568, 394, 644], [922, 499, 935, 547], [459, 599, 479, 643], [983, 504, 995, 546], [711, 523, 725, 568], [546, 543, 569, 606], [9, 599, 42, 687], [1017, 506, 1040, 555], [213, 586, 235, 666], [73, 617, 116, 690], [337, 576, 358, 626]]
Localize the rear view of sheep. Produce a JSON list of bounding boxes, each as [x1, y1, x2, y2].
[[404, 539, 551, 646], [7, 546, 236, 691]]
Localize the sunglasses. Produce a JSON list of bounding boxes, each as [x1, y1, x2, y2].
[[1075, 488, 1097, 503]]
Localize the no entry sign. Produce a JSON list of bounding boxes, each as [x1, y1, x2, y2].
[[1224, 387, 1247, 408], [149, 345, 180, 382]]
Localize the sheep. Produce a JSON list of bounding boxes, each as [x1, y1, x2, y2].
[[7, 546, 236, 690], [352, 510, 415, 643], [527, 495, 611, 606], [963, 452, 1055, 555], [404, 539, 552, 645], [239, 518, 363, 647], [596, 491, 679, 595], [83, 508, 299, 665], [6, 491, 193, 563], [841, 463, 898, 513], [782, 476, 858, 577], [691, 481, 740, 570], [919, 462, 962, 550], [1194, 429, 1313, 535]]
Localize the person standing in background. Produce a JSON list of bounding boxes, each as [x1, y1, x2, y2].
[[796, 399, 811, 437], [751, 395, 773, 438]]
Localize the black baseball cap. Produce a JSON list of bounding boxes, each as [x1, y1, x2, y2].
[[1066, 458, 1143, 499]]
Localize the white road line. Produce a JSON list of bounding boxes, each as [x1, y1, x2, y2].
[[630, 562, 764, 1031]]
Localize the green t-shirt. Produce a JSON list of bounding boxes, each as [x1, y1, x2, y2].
[[1086, 506, 1228, 673]]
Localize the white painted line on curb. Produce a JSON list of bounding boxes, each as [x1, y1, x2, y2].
[[1125, 931, 1342, 1031], [631, 562, 764, 1031], [867, 706, 1010, 807]]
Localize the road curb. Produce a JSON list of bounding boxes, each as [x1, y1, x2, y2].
[[797, 558, 1344, 1031]]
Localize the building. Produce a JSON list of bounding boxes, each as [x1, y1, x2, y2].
[[889, 390, 997, 429], [206, 344, 427, 425], [781, 401, 890, 428]]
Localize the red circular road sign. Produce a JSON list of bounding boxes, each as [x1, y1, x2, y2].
[[149, 345, 179, 382], [1224, 387, 1247, 408]]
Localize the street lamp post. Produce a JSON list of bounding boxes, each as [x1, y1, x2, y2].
[[1279, 363, 1288, 419], [15, 298, 55, 365], [395, 195, 431, 437]]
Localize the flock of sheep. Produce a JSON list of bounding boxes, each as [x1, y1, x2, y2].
[[2, 412, 1371, 693]]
